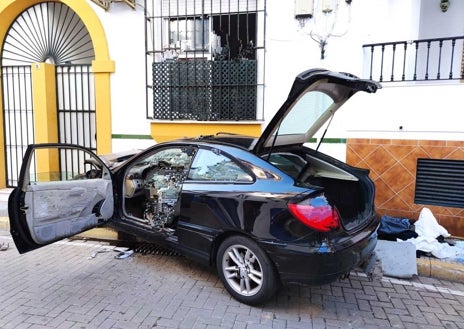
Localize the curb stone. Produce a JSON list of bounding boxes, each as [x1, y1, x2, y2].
[[417, 256, 464, 282]]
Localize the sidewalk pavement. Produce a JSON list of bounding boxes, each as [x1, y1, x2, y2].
[[1, 185, 463, 284]]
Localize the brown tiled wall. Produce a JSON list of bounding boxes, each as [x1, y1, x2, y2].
[[346, 138, 464, 237]]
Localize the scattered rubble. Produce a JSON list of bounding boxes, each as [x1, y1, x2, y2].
[[376, 207, 464, 279]]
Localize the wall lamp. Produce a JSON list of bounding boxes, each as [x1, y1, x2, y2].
[[440, 0, 450, 12], [295, 0, 353, 60]]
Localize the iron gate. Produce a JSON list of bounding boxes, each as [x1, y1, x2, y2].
[[56, 64, 97, 181], [56, 64, 96, 152], [1, 64, 95, 187], [1, 66, 34, 187]]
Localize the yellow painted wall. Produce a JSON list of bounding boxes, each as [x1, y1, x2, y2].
[[0, 73, 4, 188], [0, 0, 114, 188], [31, 63, 60, 179], [151, 122, 262, 143], [32, 63, 59, 144]]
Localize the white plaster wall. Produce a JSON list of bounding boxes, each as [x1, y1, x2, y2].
[[262, 0, 423, 130], [419, 0, 464, 39], [263, 0, 464, 160], [91, 0, 464, 157], [343, 83, 464, 141], [90, 1, 153, 152]]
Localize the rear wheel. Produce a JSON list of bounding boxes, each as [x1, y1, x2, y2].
[[216, 236, 279, 305]]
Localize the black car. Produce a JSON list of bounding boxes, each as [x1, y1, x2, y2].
[[8, 69, 381, 305]]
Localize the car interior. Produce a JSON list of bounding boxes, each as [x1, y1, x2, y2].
[[123, 147, 195, 231]]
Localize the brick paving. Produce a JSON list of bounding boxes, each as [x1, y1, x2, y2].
[[1, 233, 463, 329]]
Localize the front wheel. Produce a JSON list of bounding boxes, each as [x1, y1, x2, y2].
[[216, 236, 279, 305]]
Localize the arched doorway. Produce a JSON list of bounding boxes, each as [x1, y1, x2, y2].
[[2, 2, 95, 186], [0, 0, 114, 188]]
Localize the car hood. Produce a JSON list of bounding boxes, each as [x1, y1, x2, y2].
[[253, 69, 381, 154], [98, 149, 142, 169]]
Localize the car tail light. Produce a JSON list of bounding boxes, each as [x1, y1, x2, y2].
[[288, 196, 340, 232]]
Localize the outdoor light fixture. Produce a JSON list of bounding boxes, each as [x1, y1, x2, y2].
[[440, 0, 450, 12], [295, 0, 352, 59]]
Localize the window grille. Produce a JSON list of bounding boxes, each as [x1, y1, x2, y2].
[[145, 0, 266, 121]]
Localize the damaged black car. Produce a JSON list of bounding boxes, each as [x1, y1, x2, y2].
[[8, 69, 381, 305]]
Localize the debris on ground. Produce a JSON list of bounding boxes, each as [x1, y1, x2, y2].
[[378, 207, 464, 264], [114, 248, 134, 259], [88, 246, 113, 259], [88, 246, 134, 260], [406, 208, 464, 261], [0, 242, 8, 251], [375, 240, 417, 278], [378, 215, 417, 241]]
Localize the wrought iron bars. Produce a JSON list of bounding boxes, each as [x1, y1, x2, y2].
[[56, 65, 96, 150], [1, 2, 95, 66], [363, 36, 464, 82], [56, 64, 97, 180], [1, 66, 34, 187], [145, 0, 266, 121]]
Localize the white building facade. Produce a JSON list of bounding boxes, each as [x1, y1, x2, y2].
[[1, 0, 463, 235]]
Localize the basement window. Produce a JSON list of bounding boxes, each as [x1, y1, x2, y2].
[[414, 158, 464, 209]]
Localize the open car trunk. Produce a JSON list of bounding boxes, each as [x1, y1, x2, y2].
[[252, 70, 380, 232], [264, 145, 375, 231]]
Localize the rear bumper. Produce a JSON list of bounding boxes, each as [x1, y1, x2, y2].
[[262, 215, 379, 286]]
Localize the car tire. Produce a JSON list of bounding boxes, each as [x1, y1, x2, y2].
[[216, 235, 279, 305]]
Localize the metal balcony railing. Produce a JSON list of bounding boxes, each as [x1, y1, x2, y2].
[[363, 36, 464, 82]]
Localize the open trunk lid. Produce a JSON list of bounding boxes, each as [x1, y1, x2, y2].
[[253, 69, 381, 155]]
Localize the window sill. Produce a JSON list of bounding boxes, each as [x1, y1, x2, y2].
[[149, 121, 263, 143]]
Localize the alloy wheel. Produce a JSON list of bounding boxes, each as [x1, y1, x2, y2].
[[221, 243, 264, 296]]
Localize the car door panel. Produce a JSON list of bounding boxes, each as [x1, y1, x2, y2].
[[9, 144, 114, 253], [24, 178, 113, 244]]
